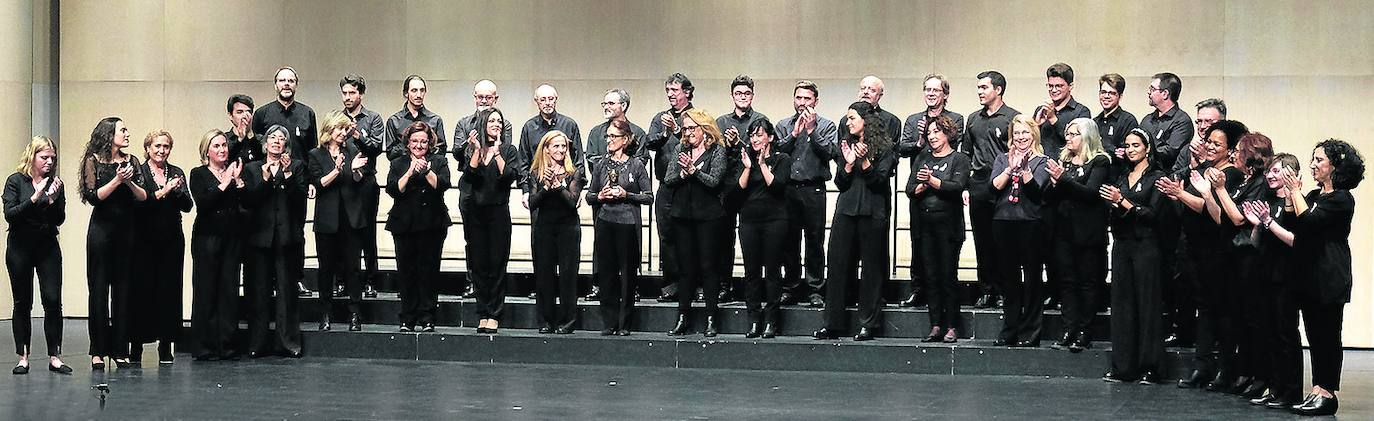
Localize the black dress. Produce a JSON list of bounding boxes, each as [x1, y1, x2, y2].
[[134, 162, 192, 346], [4, 173, 66, 356], [241, 159, 307, 355], [80, 156, 145, 358], [188, 164, 245, 360], [386, 155, 452, 329]]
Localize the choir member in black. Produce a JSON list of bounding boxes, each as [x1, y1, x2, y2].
[[1157, 120, 1248, 389], [812, 101, 897, 342], [241, 125, 307, 357], [386, 121, 450, 332], [644, 73, 694, 303], [1239, 153, 1302, 408], [990, 115, 1051, 347], [78, 117, 148, 369], [586, 119, 653, 336], [529, 130, 585, 334], [188, 129, 246, 361], [308, 111, 371, 332], [1099, 128, 1166, 384], [905, 116, 969, 343], [664, 108, 728, 337], [134, 130, 192, 364], [736, 118, 791, 338], [457, 108, 523, 334], [4, 136, 71, 374], [1279, 139, 1362, 416], [226, 94, 261, 164], [1045, 118, 1110, 352]]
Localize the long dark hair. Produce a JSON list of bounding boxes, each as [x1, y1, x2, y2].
[[1315, 138, 1366, 190], [1124, 127, 1157, 172], [78, 117, 123, 203], [474, 107, 507, 146], [846, 101, 890, 157]]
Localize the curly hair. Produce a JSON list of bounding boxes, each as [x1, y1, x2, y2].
[[401, 121, 439, 157], [1315, 138, 1365, 190], [846, 101, 890, 157]]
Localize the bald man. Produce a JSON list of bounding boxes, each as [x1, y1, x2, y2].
[[518, 84, 584, 196], [838, 75, 902, 153], [451, 79, 515, 300]]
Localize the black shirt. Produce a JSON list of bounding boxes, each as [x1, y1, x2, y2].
[[386, 106, 446, 161], [1047, 155, 1111, 245], [715, 108, 769, 141], [837, 105, 901, 153], [456, 142, 523, 207], [139, 162, 194, 231], [3, 173, 66, 237], [898, 109, 964, 159], [450, 111, 514, 161], [585, 156, 654, 226], [225, 129, 262, 164], [1108, 168, 1165, 240], [347, 106, 386, 184], [1179, 166, 1244, 251], [188, 165, 243, 237], [586, 119, 649, 170], [528, 164, 586, 227], [241, 159, 307, 248], [1138, 105, 1194, 172], [775, 113, 838, 183], [252, 100, 318, 157], [905, 149, 970, 215], [384, 155, 452, 234], [645, 104, 693, 181], [1094, 106, 1139, 152], [518, 112, 584, 194], [1292, 189, 1355, 304], [1037, 98, 1092, 158], [833, 144, 897, 219], [663, 143, 727, 220], [964, 104, 1021, 173], [738, 151, 792, 222]]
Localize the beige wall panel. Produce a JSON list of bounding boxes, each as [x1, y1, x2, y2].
[[404, 0, 538, 80], [161, 81, 266, 164], [282, 0, 407, 83], [60, 0, 166, 82], [0, 0, 32, 82], [1071, 1, 1225, 79], [31, 0, 52, 84], [163, 0, 285, 82], [526, 0, 667, 80], [1224, 0, 1374, 77]]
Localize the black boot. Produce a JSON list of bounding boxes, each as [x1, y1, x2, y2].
[[668, 314, 690, 336], [348, 312, 362, 332], [761, 322, 777, 339], [158, 341, 174, 365], [1068, 332, 1091, 353], [461, 283, 476, 299], [745, 322, 762, 338], [703, 316, 718, 337], [319, 313, 331, 331], [1178, 370, 1210, 389]]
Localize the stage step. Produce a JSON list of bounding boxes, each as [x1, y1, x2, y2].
[[300, 325, 1194, 379]]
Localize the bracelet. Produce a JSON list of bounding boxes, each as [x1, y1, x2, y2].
[[1262, 219, 1273, 229]]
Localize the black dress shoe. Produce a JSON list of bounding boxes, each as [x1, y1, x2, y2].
[[1226, 376, 1252, 395], [657, 293, 676, 303], [461, 284, 477, 299], [616, 329, 631, 336], [420, 323, 435, 332], [853, 327, 874, 341], [332, 284, 347, 298], [812, 327, 839, 340], [600, 328, 615, 336], [1138, 371, 1160, 385], [668, 314, 690, 336], [993, 338, 1012, 347], [555, 326, 573, 334], [1291, 394, 1338, 416], [779, 293, 797, 305], [716, 288, 733, 304], [761, 323, 777, 339], [318, 314, 332, 331], [399, 323, 413, 332], [993, 295, 1005, 308], [898, 291, 920, 307], [12, 364, 27, 375], [114, 358, 132, 369], [1177, 370, 1209, 389], [1265, 394, 1300, 409], [348, 313, 362, 332], [703, 316, 718, 337], [363, 284, 378, 298], [807, 295, 825, 308], [584, 286, 601, 300], [297, 281, 313, 297], [1013, 340, 1039, 348], [538, 325, 554, 334], [1051, 332, 1073, 349], [284, 350, 303, 358], [1239, 380, 1266, 399], [1205, 372, 1235, 392], [1101, 371, 1131, 383], [745, 322, 762, 339], [1250, 392, 1275, 406], [158, 342, 174, 365], [974, 293, 993, 309], [49, 363, 72, 374], [1068, 334, 1091, 353]]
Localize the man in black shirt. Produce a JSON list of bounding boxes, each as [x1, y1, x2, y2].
[[645, 73, 695, 302], [250, 66, 316, 297], [450, 79, 514, 299], [1034, 63, 1092, 159], [518, 84, 584, 197], [340, 74, 386, 300], [897, 74, 964, 308], [1139, 72, 1193, 348], [385, 75, 446, 160], [585, 88, 650, 300], [1139, 72, 1194, 171], [714, 75, 768, 303], [225, 94, 261, 164], [1094, 73, 1139, 160], [776, 80, 837, 308], [964, 70, 1020, 309], [838, 75, 901, 148]]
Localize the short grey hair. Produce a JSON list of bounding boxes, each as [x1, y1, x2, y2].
[[605, 88, 631, 113]]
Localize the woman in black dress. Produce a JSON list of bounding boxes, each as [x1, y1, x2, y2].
[[1099, 128, 1166, 384], [990, 114, 1051, 348], [529, 130, 585, 334], [586, 119, 652, 336], [457, 108, 522, 334], [188, 129, 246, 361], [78, 117, 148, 369], [387, 121, 450, 332], [906, 115, 969, 343], [736, 118, 791, 338], [241, 125, 307, 357], [1277, 139, 1362, 416], [1045, 118, 1110, 352], [664, 108, 728, 337], [812, 101, 897, 342], [133, 130, 192, 365], [308, 111, 370, 331], [1239, 152, 1302, 408], [4, 136, 72, 374]]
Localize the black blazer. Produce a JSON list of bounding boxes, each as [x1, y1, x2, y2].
[[139, 162, 193, 234], [386, 155, 452, 234], [241, 158, 307, 248], [457, 142, 523, 207], [188, 165, 242, 237], [663, 143, 727, 221], [1108, 168, 1165, 241], [2, 172, 66, 238], [1047, 155, 1110, 245], [308, 144, 368, 233]]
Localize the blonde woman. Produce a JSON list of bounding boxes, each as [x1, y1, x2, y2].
[[529, 130, 586, 334], [188, 129, 246, 361], [990, 114, 1051, 348], [134, 130, 192, 364], [307, 110, 370, 332], [663, 108, 728, 337], [4, 136, 71, 374]]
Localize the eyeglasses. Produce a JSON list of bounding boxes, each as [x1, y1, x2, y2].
[[600, 101, 621, 107], [732, 91, 754, 97], [1045, 83, 1067, 90], [1099, 90, 1119, 96], [606, 133, 628, 139], [474, 94, 497, 101], [923, 88, 944, 94], [681, 125, 701, 132], [1147, 86, 1165, 93]]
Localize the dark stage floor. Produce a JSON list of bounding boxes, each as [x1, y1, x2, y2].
[[1, 319, 1370, 420]]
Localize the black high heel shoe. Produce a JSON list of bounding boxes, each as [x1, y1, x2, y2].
[[703, 316, 718, 337], [761, 323, 777, 339], [318, 313, 332, 331], [744, 322, 762, 339], [91, 357, 105, 370], [348, 313, 362, 332]]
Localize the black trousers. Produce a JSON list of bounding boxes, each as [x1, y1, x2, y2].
[[784, 182, 827, 300], [1301, 300, 1345, 391], [316, 228, 362, 315], [918, 210, 963, 330], [1054, 238, 1107, 335], [394, 229, 445, 326], [1234, 251, 1266, 379], [7, 233, 62, 356], [462, 204, 511, 321], [1183, 244, 1235, 375], [654, 185, 678, 296], [674, 217, 720, 314], [1109, 236, 1164, 377], [534, 222, 580, 330], [246, 243, 302, 355], [360, 187, 379, 284], [86, 223, 133, 358], [823, 213, 888, 332], [993, 220, 1045, 343], [1041, 211, 1060, 303], [907, 201, 926, 296], [190, 233, 241, 359], [139, 230, 185, 344], [1271, 289, 1304, 400], [595, 220, 639, 331], [740, 218, 785, 323], [718, 211, 740, 297], [968, 173, 999, 296]]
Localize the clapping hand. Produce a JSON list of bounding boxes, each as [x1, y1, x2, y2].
[[1046, 159, 1064, 182]]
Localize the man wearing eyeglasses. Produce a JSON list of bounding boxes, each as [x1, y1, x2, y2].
[[714, 75, 770, 303], [1139, 72, 1194, 171], [1169, 98, 1227, 179], [518, 84, 585, 195], [451, 79, 514, 299], [840, 75, 902, 149], [645, 73, 696, 303], [896, 74, 964, 308], [1034, 63, 1092, 159], [586, 89, 651, 300], [1094, 73, 1139, 165]]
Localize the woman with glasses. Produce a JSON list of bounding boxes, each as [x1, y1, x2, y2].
[[242, 125, 307, 358], [664, 108, 727, 337], [586, 119, 652, 335], [1045, 118, 1110, 352]]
